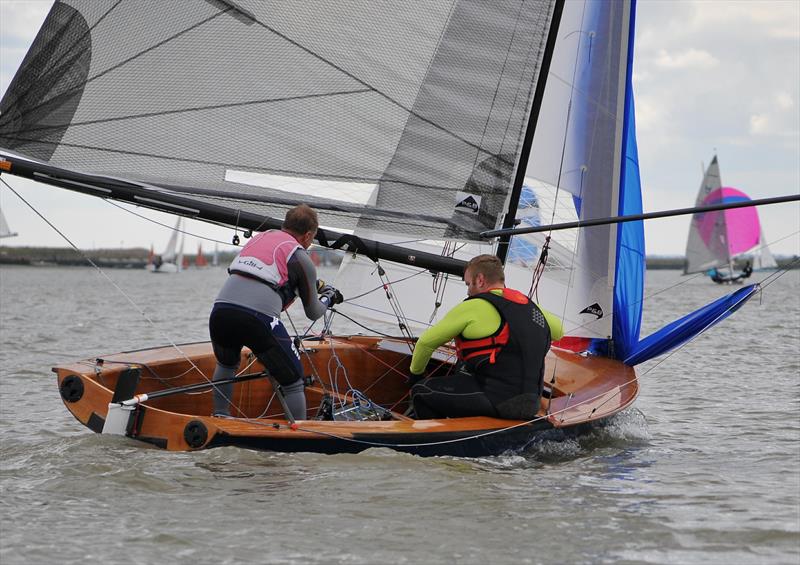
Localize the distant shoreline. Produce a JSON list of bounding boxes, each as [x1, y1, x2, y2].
[[0, 245, 341, 269], [2, 245, 797, 270]]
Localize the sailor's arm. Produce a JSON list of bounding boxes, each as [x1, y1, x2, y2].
[[409, 303, 473, 375], [287, 251, 328, 320], [539, 305, 564, 341]]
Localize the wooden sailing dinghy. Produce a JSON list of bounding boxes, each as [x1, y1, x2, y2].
[[54, 337, 637, 456], [2, 0, 762, 456]]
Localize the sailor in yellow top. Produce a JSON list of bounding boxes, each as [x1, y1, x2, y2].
[[409, 255, 563, 420]]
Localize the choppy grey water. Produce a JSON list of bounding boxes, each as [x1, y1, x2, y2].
[[1, 265, 798, 564]]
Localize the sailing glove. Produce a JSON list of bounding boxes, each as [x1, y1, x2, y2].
[[319, 284, 344, 307]]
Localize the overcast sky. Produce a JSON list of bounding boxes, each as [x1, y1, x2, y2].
[[1, 0, 798, 256]]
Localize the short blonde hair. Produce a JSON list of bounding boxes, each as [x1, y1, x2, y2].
[[465, 254, 505, 284], [282, 204, 319, 235]]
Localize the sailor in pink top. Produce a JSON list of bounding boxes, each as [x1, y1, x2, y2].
[[208, 205, 343, 419], [229, 229, 302, 290]]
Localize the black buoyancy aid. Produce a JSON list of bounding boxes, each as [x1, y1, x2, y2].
[[455, 288, 551, 418]]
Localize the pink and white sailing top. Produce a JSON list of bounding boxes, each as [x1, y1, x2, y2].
[[228, 229, 302, 287]]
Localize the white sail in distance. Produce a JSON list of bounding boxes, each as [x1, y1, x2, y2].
[[0, 206, 18, 239]]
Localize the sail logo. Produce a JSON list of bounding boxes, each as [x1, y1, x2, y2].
[[454, 191, 481, 214], [580, 303, 603, 319]]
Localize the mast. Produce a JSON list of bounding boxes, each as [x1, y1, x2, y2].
[[496, 0, 565, 265]]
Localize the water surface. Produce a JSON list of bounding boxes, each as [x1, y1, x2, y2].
[[1, 266, 798, 564]]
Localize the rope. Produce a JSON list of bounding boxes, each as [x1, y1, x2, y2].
[[1, 177, 250, 416], [2, 178, 211, 376], [344, 268, 429, 302], [374, 262, 417, 346], [325, 309, 398, 338], [758, 255, 800, 290], [321, 311, 360, 411], [429, 241, 464, 323], [104, 199, 239, 247]]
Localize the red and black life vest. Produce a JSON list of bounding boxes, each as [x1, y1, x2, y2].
[[455, 288, 551, 418]]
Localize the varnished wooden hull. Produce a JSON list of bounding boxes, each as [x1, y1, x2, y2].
[[53, 336, 638, 457]]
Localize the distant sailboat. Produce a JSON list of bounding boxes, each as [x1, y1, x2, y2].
[[0, 207, 18, 239], [211, 244, 219, 267], [684, 156, 774, 284], [147, 217, 182, 273], [195, 243, 209, 268]]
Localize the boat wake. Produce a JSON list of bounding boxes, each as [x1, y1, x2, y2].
[[514, 408, 652, 464]]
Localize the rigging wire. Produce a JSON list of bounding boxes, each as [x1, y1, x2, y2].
[[1, 177, 251, 417], [338, 252, 419, 346], [338, 300, 433, 330], [758, 255, 800, 290], [344, 267, 430, 302], [320, 311, 361, 412], [104, 199, 240, 247], [527, 235, 551, 303], [324, 309, 398, 338], [376, 262, 417, 348], [430, 240, 463, 323], [553, 290, 756, 422]]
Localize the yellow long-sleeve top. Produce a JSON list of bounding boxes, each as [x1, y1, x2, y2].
[[409, 289, 564, 375]]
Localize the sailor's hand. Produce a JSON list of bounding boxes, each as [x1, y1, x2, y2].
[[408, 373, 425, 387], [319, 284, 344, 307]]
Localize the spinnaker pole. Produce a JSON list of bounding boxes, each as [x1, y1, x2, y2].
[[482, 193, 800, 238]]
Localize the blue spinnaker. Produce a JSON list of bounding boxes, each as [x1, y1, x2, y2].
[[612, 0, 645, 362], [623, 284, 760, 366]]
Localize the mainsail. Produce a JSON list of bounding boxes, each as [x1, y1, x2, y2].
[[0, 0, 559, 247]]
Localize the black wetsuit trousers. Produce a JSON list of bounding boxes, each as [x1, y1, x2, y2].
[[411, 373, 498, 419], [209, 303, 302, 385]]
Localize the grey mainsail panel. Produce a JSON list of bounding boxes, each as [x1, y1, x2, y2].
[[0, 0, 556, 241], [684, 156, 727, 274]]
